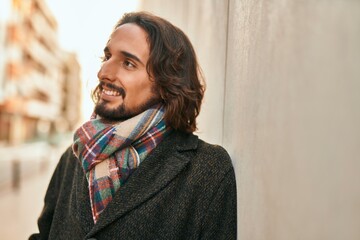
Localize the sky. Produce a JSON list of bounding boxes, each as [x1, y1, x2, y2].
[[46, 0, 140, 121]]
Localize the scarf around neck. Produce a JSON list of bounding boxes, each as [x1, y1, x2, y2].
[[72, 104, 171, 223]]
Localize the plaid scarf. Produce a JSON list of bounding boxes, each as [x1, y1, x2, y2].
[[72, 104, 171, 223]]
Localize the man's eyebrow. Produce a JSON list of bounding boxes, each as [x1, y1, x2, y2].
[[120, 51, 144, 66], [103, 47, 145, 66]]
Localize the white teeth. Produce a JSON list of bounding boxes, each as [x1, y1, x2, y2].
[[103, 89, 120, 96]]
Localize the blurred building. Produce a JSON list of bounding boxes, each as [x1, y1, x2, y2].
[[0, 0, 81, 145]]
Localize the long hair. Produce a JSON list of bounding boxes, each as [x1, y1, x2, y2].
[[93, 11, 205, 133]]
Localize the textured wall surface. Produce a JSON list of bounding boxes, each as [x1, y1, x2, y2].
[[140, 1, 360, 239]]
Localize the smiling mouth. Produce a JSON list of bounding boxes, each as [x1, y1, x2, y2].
[[100, 82, 125, 97], [102, 89, 121, 96]]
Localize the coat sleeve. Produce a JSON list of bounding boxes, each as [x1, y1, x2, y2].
[[28, 151, 67, 240], [200, 168, 237, 240]]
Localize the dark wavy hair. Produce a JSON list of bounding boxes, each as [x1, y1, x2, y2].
[[92, 11, 205, 133]]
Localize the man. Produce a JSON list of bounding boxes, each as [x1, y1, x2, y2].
[[30, 11, 236, 240]]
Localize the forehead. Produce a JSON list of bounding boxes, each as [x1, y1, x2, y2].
[[107, 23, 150, 60]]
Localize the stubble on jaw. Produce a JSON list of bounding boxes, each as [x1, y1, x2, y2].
[[94, 84, 162, 121]]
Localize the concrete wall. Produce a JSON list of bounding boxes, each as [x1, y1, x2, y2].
[[140, 1, 360, 239]]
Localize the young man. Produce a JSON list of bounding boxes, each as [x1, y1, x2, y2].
[[30, 12, 236, 240]]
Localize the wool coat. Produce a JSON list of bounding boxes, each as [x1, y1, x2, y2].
[[29, 131, 237, 240]]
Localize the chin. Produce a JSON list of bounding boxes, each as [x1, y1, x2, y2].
[[94, 102, 128, 121], [94, 98, 162, 121]]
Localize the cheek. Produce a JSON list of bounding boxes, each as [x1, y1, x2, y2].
[[127, 83, 158, 106], [125, 73, 155, 94]]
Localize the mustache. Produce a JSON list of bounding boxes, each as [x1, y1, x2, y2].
[[99, 82, 126, 97]]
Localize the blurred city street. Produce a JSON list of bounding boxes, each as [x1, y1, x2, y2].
[[0, 140, 70, 239], [0, 0, 84, 239]]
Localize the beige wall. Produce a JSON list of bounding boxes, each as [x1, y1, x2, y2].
[[140, 1, 360, 239]]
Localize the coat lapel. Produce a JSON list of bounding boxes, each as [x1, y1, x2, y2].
[[86, 131, 198, 237], [74, 156, 95, 233]]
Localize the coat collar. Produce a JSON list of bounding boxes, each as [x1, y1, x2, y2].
[[86, 131, 198, 237]]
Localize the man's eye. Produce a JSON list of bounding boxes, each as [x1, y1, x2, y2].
[[124, 60, 135, 68], [101, 55, 111, 62]]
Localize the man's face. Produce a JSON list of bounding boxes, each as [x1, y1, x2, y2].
[[95, 23, 160, 121]]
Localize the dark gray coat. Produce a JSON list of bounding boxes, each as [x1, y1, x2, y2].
[[30, 131, 237, 240]]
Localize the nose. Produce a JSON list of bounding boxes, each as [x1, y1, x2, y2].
[[97, 61, 115, 82]]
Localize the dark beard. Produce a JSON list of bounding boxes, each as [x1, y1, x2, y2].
[[94, 97, 161, 121]]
